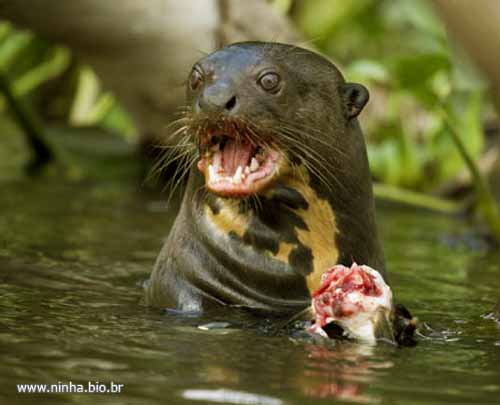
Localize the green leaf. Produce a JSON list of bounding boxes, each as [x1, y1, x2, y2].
[[345, 60, 389, 83]]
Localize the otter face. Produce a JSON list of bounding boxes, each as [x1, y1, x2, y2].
[[188, 44, 292, 198], [185, 42, 369, 200]]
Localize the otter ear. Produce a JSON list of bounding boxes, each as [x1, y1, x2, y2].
[[341, 83, 369, 119]]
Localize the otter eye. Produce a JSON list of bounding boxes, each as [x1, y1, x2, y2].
[[189, 67, 203, 91], [258, 72, 280, 92]]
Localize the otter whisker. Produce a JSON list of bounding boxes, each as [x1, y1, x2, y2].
[[154, 131, 191, 151], [164, 153, 198, 208], [153, 143, 195, 150], [284, 144, 346, 198], [276, 120, 351, 160], [146, 110, 201, 206], [161, 115, 191, 135], [157, 146, 196, 171], [148, 145, 195, 187], [265, 127, 344, 194], [274, 126, 346, 171]]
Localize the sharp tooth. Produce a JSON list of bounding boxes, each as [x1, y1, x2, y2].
[[208, 164, 215, 180], [244, 166, 250, 175], [233, 166, 242, 184], [250, 157, 259, 172]]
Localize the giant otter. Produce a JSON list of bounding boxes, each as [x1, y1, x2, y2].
[[145, 42, 385, 315]]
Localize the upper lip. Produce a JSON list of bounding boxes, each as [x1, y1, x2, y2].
[[200, 125, 246, 149]]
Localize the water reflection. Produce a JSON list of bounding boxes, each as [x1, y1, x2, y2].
[[298, 342, 390, 403], [172, 314, 389, 404]]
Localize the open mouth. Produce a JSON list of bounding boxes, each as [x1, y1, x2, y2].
[[197, 128, 283, 197]]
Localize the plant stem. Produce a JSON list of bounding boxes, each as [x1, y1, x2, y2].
[[373, 183, 463, 214], [0, 70, 53, 172], [441, 109, 500, 241]]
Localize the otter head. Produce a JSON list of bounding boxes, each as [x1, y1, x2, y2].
[[187, 42, 370, 201]]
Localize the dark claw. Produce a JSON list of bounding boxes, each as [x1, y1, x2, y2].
[[393, 303, 418, 346]]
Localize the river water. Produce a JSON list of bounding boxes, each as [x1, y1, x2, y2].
[[1, 177, 499, 404]]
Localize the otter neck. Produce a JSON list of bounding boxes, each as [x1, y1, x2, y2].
[[191, 168, 340, 293]]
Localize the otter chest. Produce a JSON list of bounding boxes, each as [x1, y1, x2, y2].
[[203, 179, 339, 293]]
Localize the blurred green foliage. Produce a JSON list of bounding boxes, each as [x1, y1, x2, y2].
[[0, 2, 496, 193], [291, 0, 492, 190], [0, 21, 138, 180], [0, 21, 136, 139]]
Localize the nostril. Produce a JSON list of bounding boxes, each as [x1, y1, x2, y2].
[[225, 96, 237, 111]]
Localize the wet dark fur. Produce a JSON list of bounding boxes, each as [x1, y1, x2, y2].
[[145, 42, 385, 314]]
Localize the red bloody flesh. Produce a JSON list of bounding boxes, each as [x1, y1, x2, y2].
[[312, 265, 382, 298], [311, 263, 383, 328]]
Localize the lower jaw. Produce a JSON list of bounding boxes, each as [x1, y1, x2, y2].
[[198, 153, 284, 198], [205, 177, 276, 198]]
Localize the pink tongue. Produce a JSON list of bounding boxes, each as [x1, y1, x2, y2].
[[222, 139, 253, 174]]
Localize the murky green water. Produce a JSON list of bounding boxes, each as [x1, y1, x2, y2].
[[1, 177, 500, 404]]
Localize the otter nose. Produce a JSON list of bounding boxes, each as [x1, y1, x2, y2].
[[197, 82, 238, 114]]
